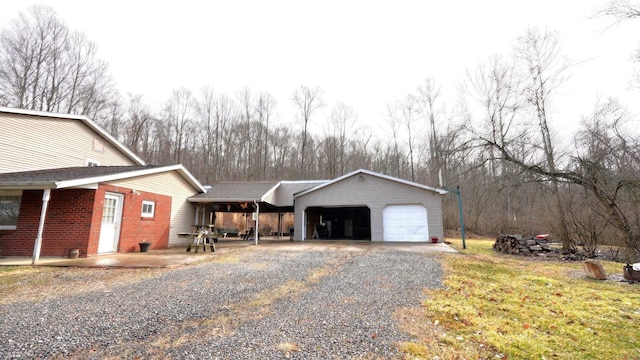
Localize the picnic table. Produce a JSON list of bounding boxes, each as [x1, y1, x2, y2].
[[178, 225, 217, 253]]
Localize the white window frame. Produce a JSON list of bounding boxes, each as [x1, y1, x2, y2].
[[0, 190, 22, 230], [141, 200, 155, 218]]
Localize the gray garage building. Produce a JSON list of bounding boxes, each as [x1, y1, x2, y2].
[[293, 169, 447, 242]]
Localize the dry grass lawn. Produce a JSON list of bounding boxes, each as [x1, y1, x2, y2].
[[398, 238, 640, 360], [2, 242, 638, 359]]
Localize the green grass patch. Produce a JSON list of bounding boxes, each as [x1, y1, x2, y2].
[[401, 238, 640, 359]]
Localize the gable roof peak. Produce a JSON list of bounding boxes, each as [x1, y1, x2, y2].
[[295, 168, 448, 197]]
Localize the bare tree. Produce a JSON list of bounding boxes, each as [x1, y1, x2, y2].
[[195, 87, 218, 183], [210, 93, 238, 181], [291, 85, 323, 178], [401, 95, 419, 182], [416, 78, 444, 183], [122, 94, 153, 156], [596, 0, 640, 22], [270, 125, 295, 179], [256, 92, 277, 180], [0, 5, 117, 121], [596, 1, 640, 88], [467, 55, 525, 230], [384, 103, 404, 178], [573, 99, 640, 259], [324, 102, 358, 177], [236, 87, 255, 180], [162, 88, 195, 164], [515, 27, 573, 250]]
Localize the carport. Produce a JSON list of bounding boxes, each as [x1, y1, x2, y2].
[[187, 180, 327, 243]]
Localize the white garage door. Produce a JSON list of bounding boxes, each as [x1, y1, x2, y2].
[[383, 204, 429, 242]]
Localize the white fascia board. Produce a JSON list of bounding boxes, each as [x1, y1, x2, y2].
[[357, 169, 448, 194], [294, 169, 448, 197], [260, 182, 282, 202], [54, 165, 205, 192], [187, 197, 258, 203], [279, 180, 329, 184]]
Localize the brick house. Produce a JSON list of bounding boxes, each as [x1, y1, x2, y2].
[[0, 107, 205, 261]]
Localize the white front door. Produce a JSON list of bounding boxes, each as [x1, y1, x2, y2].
[[383, 204, 429, 242], [98, 193, 123, 253]]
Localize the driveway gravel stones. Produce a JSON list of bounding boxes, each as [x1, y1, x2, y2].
[[0, 247, 445, 359]]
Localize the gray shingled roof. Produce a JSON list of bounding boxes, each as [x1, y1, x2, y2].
[[0, 166, 155, 184], [190, 181, 280, 201]]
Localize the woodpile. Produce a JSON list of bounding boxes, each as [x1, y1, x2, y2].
[[493, 234, 553, 256]]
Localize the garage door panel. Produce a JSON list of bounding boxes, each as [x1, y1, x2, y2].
[[383, 205, 428, 242]]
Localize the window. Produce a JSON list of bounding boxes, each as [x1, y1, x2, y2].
[[86, 159, 100, 167], [0, 190, 22, 230], [141, 200, 155, 218]]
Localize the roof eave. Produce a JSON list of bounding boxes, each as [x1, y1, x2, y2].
[[187, 197, 260, 203], [260, 182, 282, 202], [294, 169, 447, 197], [0, 165, 206, 192], [0, 182, 58, 190]]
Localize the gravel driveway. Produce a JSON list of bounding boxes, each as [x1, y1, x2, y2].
[[0, 246, 445, 359]]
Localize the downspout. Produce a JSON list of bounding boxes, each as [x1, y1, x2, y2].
[[32, 189, 51, 265], [253, 200, 259, 245]]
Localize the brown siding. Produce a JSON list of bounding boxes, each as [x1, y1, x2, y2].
[[294, 173, 444, 242], [0, 113, 135, 173]]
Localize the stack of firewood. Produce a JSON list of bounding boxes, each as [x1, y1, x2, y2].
[[493, 234, 553, 256]]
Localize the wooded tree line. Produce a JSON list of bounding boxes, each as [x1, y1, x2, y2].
[[2, 4, 639, 260]]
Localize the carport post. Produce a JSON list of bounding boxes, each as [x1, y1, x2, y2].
[[253, 200, 259, 245], [32, 189, 51, 265]]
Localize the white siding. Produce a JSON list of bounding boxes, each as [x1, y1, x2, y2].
[[275, 181, 327, 207], [106, 171, 200, 246], [0, 113, 135, 173]]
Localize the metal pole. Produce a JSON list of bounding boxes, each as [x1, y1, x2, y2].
[[254, 201, 259, 245], [455, 185, 466, 250]]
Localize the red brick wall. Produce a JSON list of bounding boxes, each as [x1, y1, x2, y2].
[[95, 185, 171, 254], [0, 189, 95, 257], [0, 185, 172, 257]]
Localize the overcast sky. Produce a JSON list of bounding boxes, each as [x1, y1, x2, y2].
[[1, 1, 639, 138]]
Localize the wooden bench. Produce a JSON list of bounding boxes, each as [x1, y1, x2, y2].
[[218, 228, 239, 238], [241, 228, 254, 240]]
